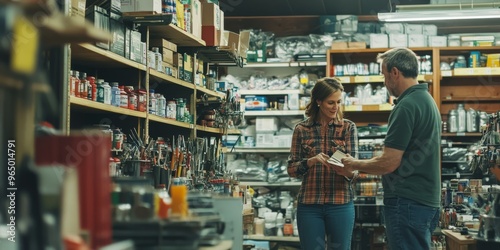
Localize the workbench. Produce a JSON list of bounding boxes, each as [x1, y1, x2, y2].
[[442, 229, 476, 250]]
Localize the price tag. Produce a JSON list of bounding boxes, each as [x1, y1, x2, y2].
[[338, 76, 350, 83], [189, 124, 194, 129], [441, 71, 452, 77], [484, 68, 492, 75], [456, 132, 465, 136]]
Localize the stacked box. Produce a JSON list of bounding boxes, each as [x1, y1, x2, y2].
[[71, 0, 86, 22], [129, 30, 142, 63], [86, 6, 110, 50], [109, 12, 125, 57]]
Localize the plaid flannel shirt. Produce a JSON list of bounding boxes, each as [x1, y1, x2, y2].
[[287, 118, 358, 204]]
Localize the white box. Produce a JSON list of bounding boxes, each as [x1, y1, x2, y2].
[[120, 0, 161, 14], [389, 34, 408, 48], [191, 0, 202, 39], [423, 25, 438, 36], [256, 117, 278, 132], [428, 36, 447, 47], [274, 135, 292, 148], [256, 132, 274, 147], [383, 23, 404, 34], [405, 24, 423, 34], [369, 34, 389, 48], [408, 34, 427, 47]]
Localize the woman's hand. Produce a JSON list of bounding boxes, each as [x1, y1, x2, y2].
[[330, 154, 355, 178], [308, 153, 331, 167]]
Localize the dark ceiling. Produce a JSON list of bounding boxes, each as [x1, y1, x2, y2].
[[219, 0, 431, 16]]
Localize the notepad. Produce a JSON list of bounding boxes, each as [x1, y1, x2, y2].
[[327, 150, 346, 167]]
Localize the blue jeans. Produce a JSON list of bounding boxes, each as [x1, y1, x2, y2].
[[383, 197, 440, 250], [297, 202, 354, 250]]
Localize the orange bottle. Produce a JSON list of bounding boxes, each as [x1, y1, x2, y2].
[[170, 182, 188, 217]]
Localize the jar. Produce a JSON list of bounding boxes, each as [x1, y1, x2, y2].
[[102, 82, 112, 105], [119, 86, 128, 108], [466, 108, 478, 132], [70, 70, 79, 97], [152, 47, 163, 72], [125, 86, 136, 110], [86, 76, 97, 101], [111, 82, 120, 107], [457, 104, 466, 133], [176, 98, 185, 121], [112, 177, 156, 221], [166, 100, 176, 119], [136, 89, 147, 112], [112, 128, 123, 151], [448, 109, 458, 133], [79, 72, 88, 99], [96, 81, 105, 103], [149, 89, 157, 115], [157, 94, 166, 117]]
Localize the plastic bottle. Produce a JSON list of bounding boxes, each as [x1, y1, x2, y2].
[[276, 212, 284, 236], [102, 82, 111, 105], [79, 72, 88, 99], [119, 86, 128, 108], [87, 76, 97, 101], [157, 94, 166, 117], [126, 86, 136, 110], [96, 81, 105, 103], [170, 178, 188, 217], [70, 70, 79, 97], [176, 98, 185, 121], [152, 47, 163, 72], [149, 89, 157, 115], [166, 100, 176, 119], [457, 103, 466, 132], [110, 82, 120, 107]]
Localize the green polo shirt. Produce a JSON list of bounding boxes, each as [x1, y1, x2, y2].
[[382, 83, 442, 208]]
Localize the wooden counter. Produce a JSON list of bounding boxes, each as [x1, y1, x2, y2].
[[442, 229, 476, 250]]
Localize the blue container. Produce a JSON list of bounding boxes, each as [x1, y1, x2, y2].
[[245, 95, 268, 110]]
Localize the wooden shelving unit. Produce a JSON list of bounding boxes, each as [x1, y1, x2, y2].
[[149, 23, 206, 47], [196, 86, 226, 98], [244, 110, 304, 116], [69, 96, 147, 118], [243, 235, 300, 242], [71, 43, 147, 71], [149, 69, 195, 90]]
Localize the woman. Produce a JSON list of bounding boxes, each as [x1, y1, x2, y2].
[[287, 77, 359, 250]]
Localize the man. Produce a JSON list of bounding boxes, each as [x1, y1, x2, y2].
[[332, 48, 441, 250]]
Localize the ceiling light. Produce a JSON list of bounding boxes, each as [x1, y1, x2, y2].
[[378, 8, 500, 22]]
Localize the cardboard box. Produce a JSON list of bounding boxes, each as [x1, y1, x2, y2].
[[129, 30, 142, 63], [191, 0, 202, 39], [239, 30, 250, 59], [256, 132, 275, 147], [408, 34, 427, 47], [423, 25, 438, 36], [161, 48, 174, 65], [109, 12, 125, 57], [71, 0, 86, 22], [348, 42, 366, 49], [369, 34, 388, 48], [121, 0, 161, 14], [202, 25, 220, 46], [150, 38, 177, 52], [331, 41, 348, 49], [224, 31, 239, 51], [256, 117, 278, 132], [428, 36, 447, 47], [404, 24, 423, 34], [389, 34, 408, 47], [383, 23, 404, 34], [201, 2, 220, 28], [124, 27, 131, 59], [86, 6, 110, 50]]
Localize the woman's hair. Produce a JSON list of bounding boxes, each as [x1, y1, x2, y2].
[[305, 77, 344, 121], [377, 47, 419, 78]]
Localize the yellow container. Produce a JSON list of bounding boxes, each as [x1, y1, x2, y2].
[[170, 184, 188, 217], [486, 53, 500, 67]]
